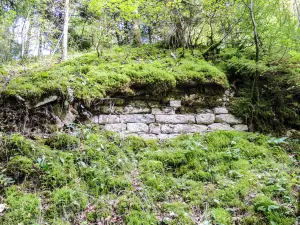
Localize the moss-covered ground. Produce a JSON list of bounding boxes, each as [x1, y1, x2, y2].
[[0, 46, 228, 104], [0, 128, 298, 224]]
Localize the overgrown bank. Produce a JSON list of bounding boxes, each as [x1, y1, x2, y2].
[[0, 128, 299, 224], [1, 46, 300, 135]]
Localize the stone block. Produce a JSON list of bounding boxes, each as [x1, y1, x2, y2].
[[155, 115, 195, 124], [196, 109, 213, 113], [151, 107, 175, 115], [196, 113, 215, 125], [104, 124, 126, 132], [99, 106, 124, 114], [161, 124, 207, 134], [120, 114, 155, 124], [95, 115, 120, 124], [233, 124, 248, 131], [149, 123, 161, 134], [214, 107, 228, 114], [123, 101, 151, 114], [208, 123, 233, 131], [127, 123, 149, 133], [169, 100, 181, 107], [215, 114, 242, 125]]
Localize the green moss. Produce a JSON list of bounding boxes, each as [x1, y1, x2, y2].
[[49, 186, 88, 220], [126, 210, 158, 225], [121, 63, 176, 93], [211, 208, 232, 225], [41, 151, 78, 188], [7, 156, 35, 180], [1, 134, 36, 159], [116, 193, 143, 214], [1, 186, 41, 225], [161, 202, 194, 224], [86, 198, 111, 222], [174, 59, 228, 88], [3, 46, 228, 103], [45, 133, 80, 150], [0, 129, 299, 224]]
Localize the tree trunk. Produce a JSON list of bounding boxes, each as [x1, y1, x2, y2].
[[62, 0, 70, 60], [38, 28, 43, 57], [132, 9, 142, 46], [148, 26, 153, 44], [249, 0, 259, 63], [242, 0, 260, 129], [21, 15, 30, 58], [132, 19, 142, 46], [294, 0, 300, 27]]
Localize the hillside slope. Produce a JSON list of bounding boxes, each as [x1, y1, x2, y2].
[[0, 129, 299, 224]]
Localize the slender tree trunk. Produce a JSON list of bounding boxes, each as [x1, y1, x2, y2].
[[62, 0, 70, 60], [38, 28, 43, 57], [124, 21, 130, 44], [25, 19, 32, 57], [294, 0, 300, 27], [148, 26, 153, 44], [132, 21, 142, 46], [21, 14, 30, 58], [132, 9, 142, 46], [249, 0, 259, 63], [248, 0, 260, 104], [242, 0, 260, 130]]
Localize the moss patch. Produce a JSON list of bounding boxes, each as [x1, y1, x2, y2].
[[2, 46, 228, 104], [0, 129, 298, 224]]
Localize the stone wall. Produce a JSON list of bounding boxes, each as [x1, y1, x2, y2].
[[90, 91, 248, 139]]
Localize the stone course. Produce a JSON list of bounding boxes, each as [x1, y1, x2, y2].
[[90, 92, 248, 139]]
